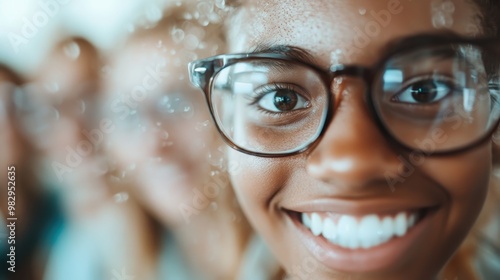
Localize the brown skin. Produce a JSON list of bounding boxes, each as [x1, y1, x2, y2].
[[226, 0, 490, 279]]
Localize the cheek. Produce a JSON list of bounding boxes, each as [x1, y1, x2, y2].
[[422, 144, 491, 245], [228, 149, 290, 208], [424, 144, 490, 204]]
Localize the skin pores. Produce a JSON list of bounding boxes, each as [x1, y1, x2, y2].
[[225, 0, 491, 279]]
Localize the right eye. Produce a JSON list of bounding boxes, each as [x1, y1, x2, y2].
[[256, 85, 310, 113]]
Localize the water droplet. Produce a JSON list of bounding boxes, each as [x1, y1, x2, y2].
[[431, 0, 454, 28], [208, 13, 221, 23], [110, 175, 121, 184], [207, 152, 224, 168], [113, 192, 129, 203], [160, 95, 169, 105], [432, 13, 452, 28], [171, 28, 185, 43], [200, 19, 210, 26], [183, 34, 199, 50], [330, 50, 342, 66], [145, 5, 162, 22], [161, 131, 169, 139], [358, 8, 366, 15], [166, 141, 174, 146], [215, 0, 225, 9], [93, 157, 109, 175], [210, 202, 218, 210], [195, 120, 210, 131], [156, 122, 162, 126], [63, 41, 81, 60], [442, 1, 455, 13], [197, 1, 214, 15], [157, 40, 163, 48]]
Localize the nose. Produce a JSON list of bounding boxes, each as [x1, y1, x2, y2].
[[306, 79, 401, 189]]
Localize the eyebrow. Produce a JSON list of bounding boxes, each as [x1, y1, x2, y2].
[[251, 44, 318, 66], [380, 30, 465, 57], [249, 30, 468, 69]]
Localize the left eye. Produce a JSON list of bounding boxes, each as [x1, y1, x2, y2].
[[257, 87, 309, 112], [392, 79, 455, 104]]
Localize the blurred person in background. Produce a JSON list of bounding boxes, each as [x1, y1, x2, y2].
[[0, 64, 61, 280], [16, 36, 161, 280], [101, 2, 269, 279]]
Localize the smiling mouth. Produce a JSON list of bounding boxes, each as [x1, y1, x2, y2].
[[294, 208, 429, 250]]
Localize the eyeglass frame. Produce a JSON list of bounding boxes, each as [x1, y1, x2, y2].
[[189, 34, 500, 158]]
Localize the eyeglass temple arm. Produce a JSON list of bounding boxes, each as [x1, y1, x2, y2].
[[189, 61, 210, 89]]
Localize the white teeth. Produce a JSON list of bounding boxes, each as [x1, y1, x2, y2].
[[311, 213, 323, 236], [408, 214, 416, 227], [301, 211, 420, 250], [338, 215, 358, 249], [322, 218, 337, 241], [381, 217, 394, 242], [302, 213, 311, 228], [394, 212, 408, 237], [358, 215, 380, 249]]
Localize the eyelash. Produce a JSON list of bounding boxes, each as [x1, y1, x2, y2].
[[391, 75, 461, 101], [248, 83, 304, 115]]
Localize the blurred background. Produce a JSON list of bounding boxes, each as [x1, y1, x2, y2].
[[1, 1, 498, 280], [0, 0, 185, 74], [0, 0, 262, 279]]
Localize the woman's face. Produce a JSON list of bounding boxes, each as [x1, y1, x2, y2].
[[105, 36, 217, 227], [27, 42, 99, 166], [226, 0, 491, 279]]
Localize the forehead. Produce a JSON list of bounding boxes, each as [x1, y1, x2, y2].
[[229, 0, 481, 67]]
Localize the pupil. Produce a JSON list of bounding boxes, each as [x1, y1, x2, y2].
[[273, 89, 298, 111], [410, 81, 437, 103]]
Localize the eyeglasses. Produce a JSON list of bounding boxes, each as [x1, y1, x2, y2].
[[189, 35, 500, 157]]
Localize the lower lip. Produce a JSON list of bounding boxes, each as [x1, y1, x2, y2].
[[288, 208, 437, 273]]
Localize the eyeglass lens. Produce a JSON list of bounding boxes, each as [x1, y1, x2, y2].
[[209, 43, 500, 155]]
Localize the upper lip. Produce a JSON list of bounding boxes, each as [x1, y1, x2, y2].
[[282, 198, 439, 216]]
